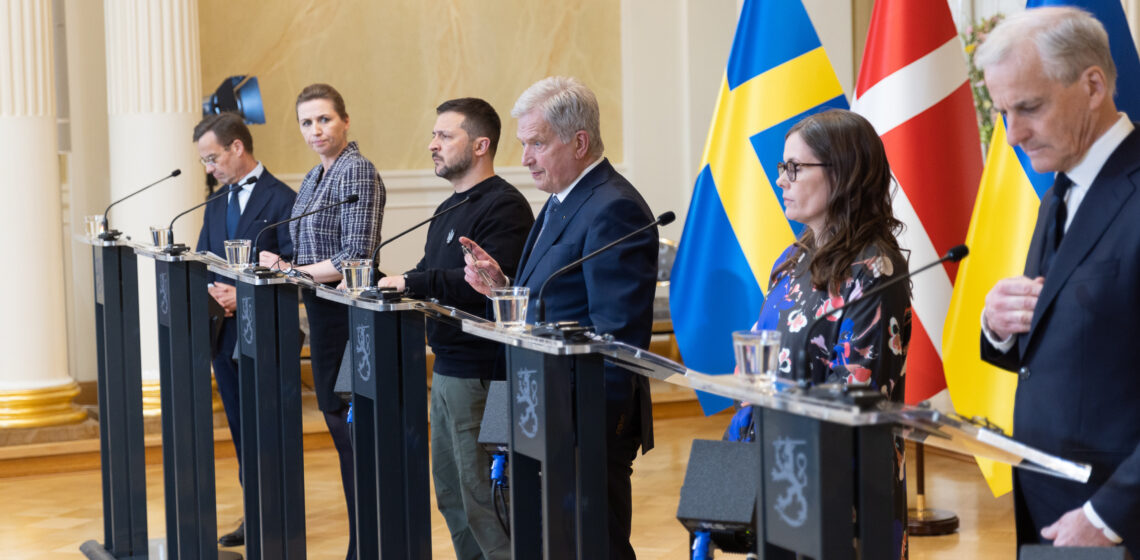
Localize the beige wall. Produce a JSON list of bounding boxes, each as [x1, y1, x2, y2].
[[199, 0, 624, 176]]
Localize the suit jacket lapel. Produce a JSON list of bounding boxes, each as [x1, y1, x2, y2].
[[516, 199, 549, 285], [1024, 134, 1140, 353], [517, 160, 610, 285], [236, 173, 271, 238], [206, 192, 228, 250]]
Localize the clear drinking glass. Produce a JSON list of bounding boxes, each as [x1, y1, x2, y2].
[[491, 286, 530, 330], [733, 330, 781, 387], [84, 215, 105, 238], [150, 226, 172, 249], [342, 259, 373, 294], [224, 239, 252, 270]]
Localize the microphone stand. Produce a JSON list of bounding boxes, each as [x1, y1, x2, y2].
[[787, 244, 968, 537], [161, 178, 251, 255], [100, 169, 182, 241], [361, 193, 481, 301], [248, 194, 360, 278], [530, 211, 675, 339]]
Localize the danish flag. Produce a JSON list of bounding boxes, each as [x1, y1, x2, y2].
[[851, 0, 982, 403]]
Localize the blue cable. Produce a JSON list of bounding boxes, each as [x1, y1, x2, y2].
[[691, 530, 711, 560], [490, 453, 507, 485], [346, 401, 353, 424]]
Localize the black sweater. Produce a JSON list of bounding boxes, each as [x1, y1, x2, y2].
[[403, 175, 534, 378]]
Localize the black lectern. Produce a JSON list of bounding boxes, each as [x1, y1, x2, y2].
[[591, 342, 1095, 559], [460, 321, 611, 560], [208, 264, 305, 560], [314, 287, 434, 560], [136, 245, 241, 560], [77, 235, 149, 559]]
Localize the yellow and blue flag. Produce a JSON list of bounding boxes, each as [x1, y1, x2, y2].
[[669, 0, 848, 414], [942, 0, 1140, 495]]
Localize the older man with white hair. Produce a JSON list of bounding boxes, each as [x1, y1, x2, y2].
[[460, 76, 659, 559], [978, 6, 1140, 554]]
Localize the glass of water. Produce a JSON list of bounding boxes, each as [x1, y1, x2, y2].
[[733, 330, 781, 387], [491, 286, 530, 330], [150, 226, 172, 249], [84, 215, 105, 239], [224, 239, 252, 270], [342, 259, 373, 294]]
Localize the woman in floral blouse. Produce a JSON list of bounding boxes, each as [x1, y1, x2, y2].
[[729, 108, 912, 559], [763, 108, 911, 394]]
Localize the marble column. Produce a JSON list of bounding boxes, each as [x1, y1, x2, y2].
[[104, 0, 204, 413], [0, 0, 86, 427]]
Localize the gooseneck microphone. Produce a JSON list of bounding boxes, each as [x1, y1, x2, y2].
[[167, 176, 256, 235], [100, 169, 182, 239], [793, 244, 969, 385], [369, 192, 482, 265], [250, 194, 360, 265], [535, 211, 675, 323]]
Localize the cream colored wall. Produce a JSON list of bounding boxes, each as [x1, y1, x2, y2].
[[198, 0, 623, 176]]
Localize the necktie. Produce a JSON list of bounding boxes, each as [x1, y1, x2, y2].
[[226, 187, 241, 239], [535, 196, 561, 243], [1039, 173, 1073, 276]]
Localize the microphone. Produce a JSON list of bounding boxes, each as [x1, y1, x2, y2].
[[369, 192, 482, 266], [250, 194, 360, 266], [535, 211, 674, 324], [167, 176, 256, 237], [792, 244, 968, 386], [100, 169, 181, 239]]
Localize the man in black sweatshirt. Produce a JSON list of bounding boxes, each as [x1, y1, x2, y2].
[[378, 97, 533, 560]]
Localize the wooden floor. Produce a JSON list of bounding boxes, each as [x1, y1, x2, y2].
[[0, 410, 1015, 559]]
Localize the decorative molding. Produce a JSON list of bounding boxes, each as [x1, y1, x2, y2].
[[0, 0, 55, 117], [274, 164, 629, 211]]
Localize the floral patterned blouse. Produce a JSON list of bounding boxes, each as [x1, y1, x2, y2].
[[757, 243, 912, 402], [752, 243, 914, 559]]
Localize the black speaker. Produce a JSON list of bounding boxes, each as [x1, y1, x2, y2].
[[677, 439, 761, 553], [1021, 545, 1130, 560], [478, 380, 510, 452]]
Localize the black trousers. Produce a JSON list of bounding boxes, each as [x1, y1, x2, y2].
[[212, 317, 242, 483], [606, 389, 643, 560]]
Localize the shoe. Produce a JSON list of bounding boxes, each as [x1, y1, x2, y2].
[[218, 519, 245, 547]]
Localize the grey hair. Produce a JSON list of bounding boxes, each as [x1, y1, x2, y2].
[[976, 6, 1116, 97], [511, 76, 605, 158]]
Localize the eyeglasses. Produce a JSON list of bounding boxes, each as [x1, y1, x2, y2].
[[777, 161, 829, 182], [199, 143, 233, 166]]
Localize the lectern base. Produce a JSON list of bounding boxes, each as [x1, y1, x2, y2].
[[78, 539, 244, 559], [907, 507, 959, 536]]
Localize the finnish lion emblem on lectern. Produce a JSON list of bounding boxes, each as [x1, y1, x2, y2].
[[158, 272, 170, 316], [240, 297, 254, 345], [355, 324, 371, 382], [771, 437, 809, 528], [516, 368, 539, 438]]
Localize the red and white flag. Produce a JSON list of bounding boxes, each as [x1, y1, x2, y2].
[[852, 0, 982, 404]]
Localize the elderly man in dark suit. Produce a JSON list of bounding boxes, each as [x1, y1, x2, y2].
[[460, 76, 659, 559], [193, 112, 296, 547], [978, 6, 1140, 554]]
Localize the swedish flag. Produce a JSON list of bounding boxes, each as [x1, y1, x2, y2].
[[669, 0, 848, 414]]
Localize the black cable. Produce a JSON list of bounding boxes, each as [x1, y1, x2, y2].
[[493, 483, 511, 538]]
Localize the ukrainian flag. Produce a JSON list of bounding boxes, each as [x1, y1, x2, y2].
[[942, 0, 1140, 494], [669, 0, 848, 414]]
